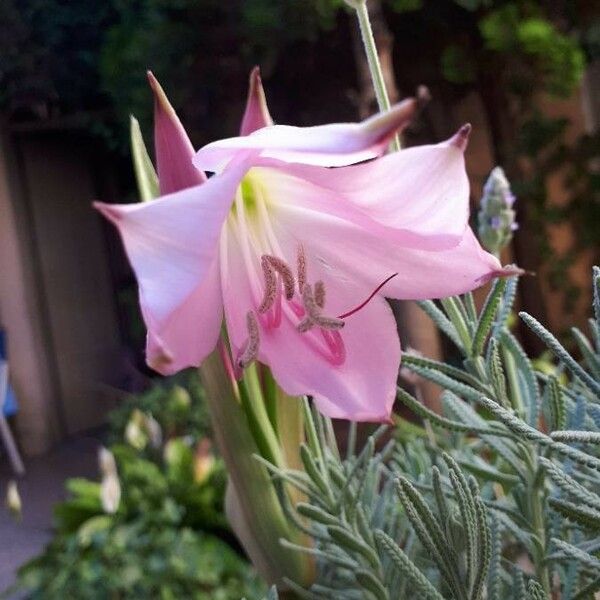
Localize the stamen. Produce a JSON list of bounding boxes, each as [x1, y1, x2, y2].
[[315, 315, 345, 331], [237, 310, 260, 368], [258, 256, 277, 313], [264, 255, 295, 300], [302, 283, 319, 319], [297, 244, 306, 293], [297, 317, 314, 333], [314, 280, 326, 308], [337, 273, 398, 319], [299, 283, 344, 332]]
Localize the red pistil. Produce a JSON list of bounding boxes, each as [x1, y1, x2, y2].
[[337, 273, 398, 320]]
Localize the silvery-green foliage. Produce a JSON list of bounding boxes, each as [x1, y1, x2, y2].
[[263, 267, 600, 599]]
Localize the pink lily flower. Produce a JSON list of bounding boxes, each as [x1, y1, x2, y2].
[[96, 68, 511, 422]]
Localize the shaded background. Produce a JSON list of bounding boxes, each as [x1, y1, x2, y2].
[[0, 0, 598, 456]]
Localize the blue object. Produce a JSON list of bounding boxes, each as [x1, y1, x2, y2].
[[0, 329, 18, 417]]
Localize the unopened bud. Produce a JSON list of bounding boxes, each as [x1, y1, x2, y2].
[[194, 438, 215, 483], [101, 473, 121, 514], [478, 167, 518, 256], [144, 413, 163, 449], [6, 480, 21, 520], [125, 409, 148, 450], [98, 446, 117, 477]]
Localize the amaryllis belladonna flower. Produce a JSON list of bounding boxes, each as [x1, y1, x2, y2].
[[96, 68, 513, 421]]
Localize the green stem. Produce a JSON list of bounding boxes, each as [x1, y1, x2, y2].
[[354, 0, 401, 152], [501, 344, 526, 419], [528, 459, 551, 596], [441, 297, 472, 355]]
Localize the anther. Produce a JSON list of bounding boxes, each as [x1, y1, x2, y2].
[[258, 256, 277, 313], [237, 310, 260, 368], [299, 283, 344, 332], [297, 317, 314, 333], [314, 280, 326, 308], [297, 244, 306, 293], [264, 255, 295, 300]]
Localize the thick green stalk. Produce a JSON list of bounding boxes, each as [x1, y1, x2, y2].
[[353, 1, 401, 152], [199, 350, 314, 586]]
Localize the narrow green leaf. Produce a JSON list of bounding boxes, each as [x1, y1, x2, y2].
[[396, 387, 514, 438], [520, 312, 600, 396], [472, 278, 507, 357], [355, 569, 389, 600], [130, 115, 159, 202], [375, 531, 446, 600], [571, 327, 600, 380], [551, 538, 600, 574], [417, 300, 463, 350], [549, 497, 600, 530]]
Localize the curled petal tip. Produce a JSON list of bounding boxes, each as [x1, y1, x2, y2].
[[93, 201, 123, 224], [366, 95, 422, 145], [496, 264, 527, 278], [449, 123, 472, 151]]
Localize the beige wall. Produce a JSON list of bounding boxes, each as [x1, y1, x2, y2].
[[0, 123, 122, 455], [0, 124, 62, 455]]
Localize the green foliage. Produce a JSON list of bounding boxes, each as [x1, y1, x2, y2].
[[386, 0, 423, 13], [15, 523, 262, 600], [9, 377, 266, 599], [270, 267, 600, 599], [0, 0, 117, 114], [108, 371, 211, 446], [480, 3, 585, 97], [440, 44, 476, 84]]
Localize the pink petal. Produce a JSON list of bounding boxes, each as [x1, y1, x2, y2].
[[221, 227, 400, 421], [239, 66, 274, 136], [95, 156, 250, 334], [194, 93, 425, 171], [147, 71, 206, 194], [145, 256, 222, 374], [274, 127, 471, 243], [271, 186, 504, 300]]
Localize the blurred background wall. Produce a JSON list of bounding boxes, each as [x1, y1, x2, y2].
[[0, 0, 597, 455]]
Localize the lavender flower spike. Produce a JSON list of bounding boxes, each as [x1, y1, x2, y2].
[[478, 166, 518, 257]]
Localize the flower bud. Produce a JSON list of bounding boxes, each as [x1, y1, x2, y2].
[[477, 167, 518, 256], [144, 413, 163, 449], [6, 480, 21, 520], [125, 409, 148, 450], [101, 473, 121, 514], [98, 446, 118, 477], [194, 438, 215, 483]]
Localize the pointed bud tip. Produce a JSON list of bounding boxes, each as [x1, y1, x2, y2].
[[416, 85, 431, 108], [249, 65, 262, 83], [240, 65, 273, 134]]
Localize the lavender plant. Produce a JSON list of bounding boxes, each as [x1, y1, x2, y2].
[[262, 263, 600, 599]]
